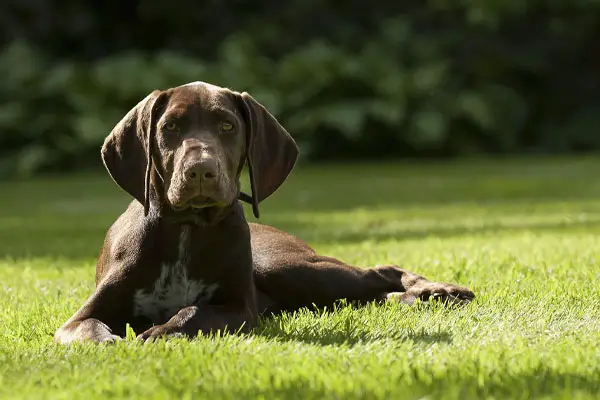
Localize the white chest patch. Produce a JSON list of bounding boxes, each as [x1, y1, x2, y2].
[[133, 227, 218, 322]]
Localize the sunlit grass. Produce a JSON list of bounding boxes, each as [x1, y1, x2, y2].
[[1, 156, 599, 399]]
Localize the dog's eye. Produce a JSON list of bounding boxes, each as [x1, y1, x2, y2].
[[164, 122, 179, 132], [220, 121, 234, 133]]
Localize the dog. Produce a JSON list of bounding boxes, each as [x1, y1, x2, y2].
[[54, 81, 475, 343]]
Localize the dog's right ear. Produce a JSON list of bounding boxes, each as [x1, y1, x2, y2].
[[101, 90, 167, 215]]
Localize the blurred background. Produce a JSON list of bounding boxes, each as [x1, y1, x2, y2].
[[0, 0, 599, 178]]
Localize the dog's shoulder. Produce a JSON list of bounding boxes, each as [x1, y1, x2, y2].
[[96, 200, 161, 284], [108, 200, 160, 246]]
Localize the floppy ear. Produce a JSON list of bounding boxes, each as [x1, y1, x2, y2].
[[101, 90, 166, 216], [237, 92, 299, 219]]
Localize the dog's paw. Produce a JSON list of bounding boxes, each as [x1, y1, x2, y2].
[[387, 282, 475, 306], [137, 324, 185, 342], [97, 333, 123, 343], [54, 318, 123, 345]]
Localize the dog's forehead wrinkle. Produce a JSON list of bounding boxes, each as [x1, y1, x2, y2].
[[163, 104, 189, 120], [164, 96, 232, 122]]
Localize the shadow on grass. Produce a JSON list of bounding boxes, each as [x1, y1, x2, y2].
[[2, 216, 600, 262], [254, 324, 453, 347], [274, 217, 600, 246], [250, 300, 455, 347]]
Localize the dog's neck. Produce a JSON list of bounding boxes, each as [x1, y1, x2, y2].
[[158, 202, 239, 227]]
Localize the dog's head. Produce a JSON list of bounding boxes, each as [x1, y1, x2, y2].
[[101, 81, 299, 220]]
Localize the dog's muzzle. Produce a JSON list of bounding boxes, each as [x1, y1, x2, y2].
[[168, 157, 230, 211]]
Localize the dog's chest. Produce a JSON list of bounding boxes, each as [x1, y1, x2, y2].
[[132, 227, 218, 322]]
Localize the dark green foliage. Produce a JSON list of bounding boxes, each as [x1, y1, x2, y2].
[[0, 1, 599, 176]]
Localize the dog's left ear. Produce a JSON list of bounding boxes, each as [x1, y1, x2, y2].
[[236, 92, 299, 218]]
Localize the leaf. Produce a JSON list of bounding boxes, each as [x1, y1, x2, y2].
[[286, 100, 371, 138], [0, 41, 44, 91], [0, 103, 26, 129], [411, 61, 450, 94], [408, 108, 448, 147], [41, 63, 77, 94], [456, 84, 528, 150], [457, 90, 494, 130], [15, 144, 56, 176], [367, 100, 406, 125], [318, 101, 369, 137], [156, 51, 211, 87], [379, 17, 411, 47]]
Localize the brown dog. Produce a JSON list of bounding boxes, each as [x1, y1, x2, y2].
[[53, 81, 475, 344]]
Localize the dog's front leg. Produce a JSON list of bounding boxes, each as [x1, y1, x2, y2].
[[54, 283, 129, 344], [137, 302, 258, 341]]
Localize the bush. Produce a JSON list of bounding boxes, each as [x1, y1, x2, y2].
[[1, 2, 600, 177]]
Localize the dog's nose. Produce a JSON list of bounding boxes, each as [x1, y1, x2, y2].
[[185, 160, 217, 181]]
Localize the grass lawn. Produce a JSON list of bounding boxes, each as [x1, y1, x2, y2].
[[1, 156, 599, 399]]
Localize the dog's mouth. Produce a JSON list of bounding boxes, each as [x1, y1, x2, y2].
[[171, 196, 218, 212]]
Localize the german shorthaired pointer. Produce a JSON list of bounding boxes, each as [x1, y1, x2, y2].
[[54, 81, 475, 343]]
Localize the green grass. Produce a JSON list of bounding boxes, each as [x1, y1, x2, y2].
[[1, 156, 600, 399]]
